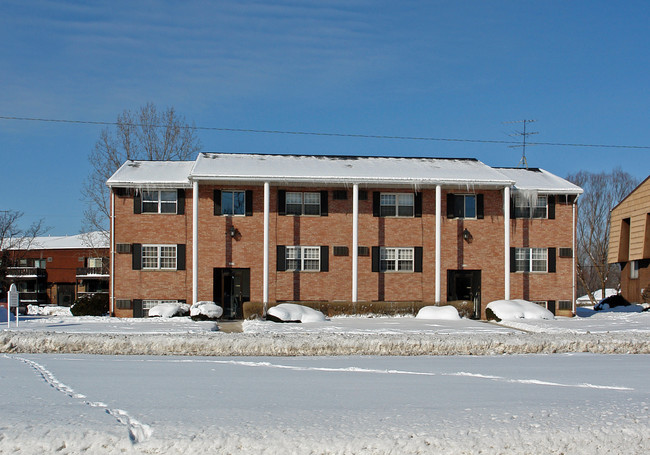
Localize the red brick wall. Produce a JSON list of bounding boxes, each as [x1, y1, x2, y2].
[[112, 186, 576, 318]]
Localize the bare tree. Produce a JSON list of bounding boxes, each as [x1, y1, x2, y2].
[[567, 168, 639, 304], [0, 210, 49, 297], [82, 103, 202, 238]]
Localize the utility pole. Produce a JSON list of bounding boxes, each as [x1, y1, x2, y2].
[[504, 119, 538, 168]]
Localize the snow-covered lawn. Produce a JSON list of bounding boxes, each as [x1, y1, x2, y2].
[[1, 353, 648, 454]]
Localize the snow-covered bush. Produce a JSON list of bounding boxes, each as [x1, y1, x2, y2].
[[27, 305, 72, 316], [266, 303, 327, 323], [415, 305, 461, 320], [148, 302, 190, 318], [71, 293, 109, 316], [486, 299, 554, 321], [190, 301, 223, 320]]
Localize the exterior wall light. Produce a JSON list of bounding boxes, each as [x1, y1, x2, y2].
[[462, 228, 472, 243]]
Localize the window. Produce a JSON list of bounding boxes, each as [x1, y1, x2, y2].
[[514, 195, 547, 219], [285, 246, 320, 271], [88, 257, 103, 268], [142, 300, 180, 317], [115, 299, 132, 310], [514, 248, 548, 272], [631, 260, 639, 279], [447, 194, 483, 219], [380, 247, 414, 272], [333, 246, 349, 256], [559, 247, 573, 258], [558, 300, 572, 311], [142, 245, 177, 270], [380, 193, 414, 217], [286, 192, 321, 215], [221, 190, 246, 215], [142, 190, 177, 214], [34, 259, 46, 269]]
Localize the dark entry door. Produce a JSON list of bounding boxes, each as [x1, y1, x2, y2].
[[213, 268, 250, 319], [57, 284, 75, 306], [447, 270, 481, 319]]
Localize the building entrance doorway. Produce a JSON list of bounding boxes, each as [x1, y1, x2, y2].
[[447, 270, 481, 319], [57, 284, 75, 306], [213, 268, 250, 319]]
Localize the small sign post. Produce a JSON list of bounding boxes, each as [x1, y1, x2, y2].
[[8, 283, 19, 328]]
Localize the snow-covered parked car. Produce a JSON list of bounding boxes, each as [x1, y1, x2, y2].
[[594, 294, 629, 311], [486, 299, 554, 321]]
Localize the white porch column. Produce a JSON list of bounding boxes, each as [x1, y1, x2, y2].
[[110, 191, 115, 316], [263, 181, 270, 315], [352, 184, 359, 302], [504, 186, 511, 300], [192, 180, 199, 304], [435, 185, 441, 303], [572, 197, 577, 315]]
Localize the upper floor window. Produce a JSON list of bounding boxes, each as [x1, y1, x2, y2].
[[88, 257, 103, 268], [142, 190, 177, 214], [142, 245, 177, 270], [221, 190, 246, 216], [631, 260, 639, 279], [514, 195, 548, 219], [514, 247, 547, 272], [380, 193, 414, 217], [286, 192, 321, 216], [447, 193, 483, 219]]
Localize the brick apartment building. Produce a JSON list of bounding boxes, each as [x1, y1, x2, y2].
[[107, 153, 583, 319], [608, 176, 650, 303], [5, 232, 109, 309]]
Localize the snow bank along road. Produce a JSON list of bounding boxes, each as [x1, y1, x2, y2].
[[0, 354, 647, 454]]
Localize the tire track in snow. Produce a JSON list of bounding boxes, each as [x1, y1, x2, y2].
[[4, 354, 152, 443]]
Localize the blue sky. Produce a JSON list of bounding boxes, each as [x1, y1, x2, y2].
[[1, 0, 649, 235]]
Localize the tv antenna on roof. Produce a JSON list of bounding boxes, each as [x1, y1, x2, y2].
[[503, 119, 538, 168]]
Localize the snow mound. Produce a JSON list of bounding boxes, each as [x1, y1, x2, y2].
[[27, 305, 72, 316], [415, 306, 461, 320], [149, 303, 190, 318], [267, 304, 327, 323], [594, 303, 645, 313], [487, 299, 554, 320], [1, 307, 16, 322], [190, 301, 223, 319]]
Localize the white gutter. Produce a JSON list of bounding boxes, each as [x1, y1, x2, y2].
[[110, 191, 115, 316], [192, 180, 198, 304], [263, 182, 270, 315], [504, 186, 511, 300], [435, 185, 441, 303], [352, 184, 359, 303]]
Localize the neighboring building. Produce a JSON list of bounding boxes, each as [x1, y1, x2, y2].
[[107, 153, 583, 319], [608, 176, 650, 303], [5, 232, 109, 307]]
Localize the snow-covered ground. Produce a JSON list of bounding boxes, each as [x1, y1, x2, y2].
[[1, 353, 648, 454]]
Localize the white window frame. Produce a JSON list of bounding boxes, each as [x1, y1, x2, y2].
[[380, 247, 414, 272], [142, 299, 180, 317], [514, 195, 548, 219], [286, 192, 321, 216], [285, 246, 321, 271], [380, 193, 414, 217], [142, 245, 177, 270], [221, 190, 246, 216], [88, 257, 103, 268], [142, 190, 178, 214], [514, 248, 548, 273], [630, 260, 639, 279]]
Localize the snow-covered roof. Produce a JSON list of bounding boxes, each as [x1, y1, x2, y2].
[[107, 160, 193, 188], [7, 231, 109, 251], [495, 168, 583, 195], [189, 153, 515, 187]]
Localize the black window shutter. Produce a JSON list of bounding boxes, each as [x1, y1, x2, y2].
[[476, 194, 484, 219], [276, 245, 286, 271], [510, 195, 517, 219], [414, 193, 422, 218], [372, 192, 380, 217], [177, 189, 185, 215], [371, 246, 380, 272], [278, 190, 286, 216], [320, 246, 329, 271], [177, 244, 186, 270], [447, 193, 455, 218], [547, 195, 556, 219], [548, 247, 556, 273], [134, 192, 142, 214], [547, 300, 556, 314], [132, 243, 142, 270], [133, 299, 143, 318], [245, 190, 253, 216], [510, 247, 516, 272], [414, 247, 423, 272], [214, 190, 221, 216], [320, 190, 328, 216]]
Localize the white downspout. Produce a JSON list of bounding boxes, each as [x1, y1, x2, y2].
[[435, 185, 441, 303], [263, 181, 270, 315], [352, 184, 359, 303], [504, 186, 511, 300], [572, 196, 578, 315], [192, 180, 198, 305], [110, 190, 115, 316]]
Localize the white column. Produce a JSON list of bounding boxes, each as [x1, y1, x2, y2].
[[263, 181, 270, 315], [572, 197, 577, 315], [435, 185, 441, 303], [504, 186, 511, 300], [192, 180, 199, 305], [110, 191, 115, 316], [352, 184, 359, 303]]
